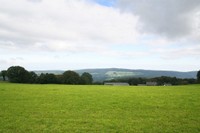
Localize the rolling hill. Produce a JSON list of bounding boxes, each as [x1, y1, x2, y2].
[[76, 68, 197, 82], [34, 68, 197, 82]]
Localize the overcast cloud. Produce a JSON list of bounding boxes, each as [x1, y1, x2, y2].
[[117, 0, 200, 40], [0, 0, 199, 71], [0, 0, 138, 51]]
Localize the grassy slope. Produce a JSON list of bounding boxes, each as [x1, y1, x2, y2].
[[0, 83, 200, 133]]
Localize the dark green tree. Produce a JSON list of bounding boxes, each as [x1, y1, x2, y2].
[[45, 73, 57, 84], [7, 66, 30, 83], [37, 73, 46, 84], [38, 73, 57, 84], [55, 75, 63, 84], [62, 70, 80, 84], [28, 71, 38, 83], [1, 70, 7, 81], [197, 70, 200, 83], [80, 72, 93, 84]]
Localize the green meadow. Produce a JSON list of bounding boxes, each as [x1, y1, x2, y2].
[[0, 83, 200, 133]]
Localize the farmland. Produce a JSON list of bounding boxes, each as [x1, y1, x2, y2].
[[0, 83, 200, 133]]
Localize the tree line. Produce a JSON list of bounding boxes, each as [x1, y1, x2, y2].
[[1, 66, 200, 85], [0, 66, 93, 84], [107, 71, 200, 85]]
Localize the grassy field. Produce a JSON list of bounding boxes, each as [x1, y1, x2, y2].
[[0, 83, 200, 133]]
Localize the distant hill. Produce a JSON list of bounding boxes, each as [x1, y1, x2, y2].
[[34, 68, 198, 82], [75, 68, 197, 82]]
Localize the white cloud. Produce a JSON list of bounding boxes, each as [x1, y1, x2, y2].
[[0, 0, 199, 71], [117, 0, 200, 40], [0, 0, 139, 52], [150, 44, 200, 60]]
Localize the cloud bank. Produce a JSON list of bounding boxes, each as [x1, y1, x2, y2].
[[0, 0, 199, 71], [0, 0, 138, 52], [117, 0, 200, 39]]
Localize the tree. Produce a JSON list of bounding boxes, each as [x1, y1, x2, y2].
[[37, 73, 47, 84], [197, 70, 200, 83], [80, 72, 93, 84], [38, 73, 57, 84], [1, 70, 7, 81], [28, 71, 38, 83], [7, 66, 30, 83], [55, 75, 63, 84], [62, 70, 80, 84], [45, 73, 57, 84]]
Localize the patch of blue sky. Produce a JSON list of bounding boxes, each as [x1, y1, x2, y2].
[[93, 0, 116, 7]]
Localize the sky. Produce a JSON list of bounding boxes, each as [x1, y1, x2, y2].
[[0, 0, 200, 71]]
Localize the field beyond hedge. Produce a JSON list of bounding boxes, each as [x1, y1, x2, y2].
[[0, 83, 200, 133]]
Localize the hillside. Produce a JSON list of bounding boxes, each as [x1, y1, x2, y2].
[[34, 68, 197, 82], [76, 68, 197, 82]]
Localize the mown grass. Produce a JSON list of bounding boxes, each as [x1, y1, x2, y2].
[[0, 83, 200, 133]]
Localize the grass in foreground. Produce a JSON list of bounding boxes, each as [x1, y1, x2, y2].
[[0, 83, 200, 133]]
